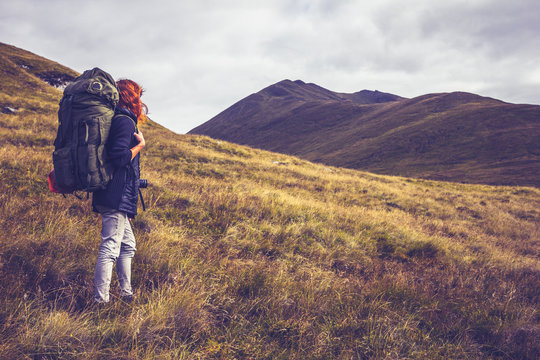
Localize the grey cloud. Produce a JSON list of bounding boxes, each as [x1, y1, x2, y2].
[[1, 0, 539, 133], [418, 0, 540, 57]]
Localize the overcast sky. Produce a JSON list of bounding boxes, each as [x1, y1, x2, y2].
[[1, 0, 539, 133]]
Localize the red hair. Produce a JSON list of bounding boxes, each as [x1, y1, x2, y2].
[[116, 79, 148, 124]]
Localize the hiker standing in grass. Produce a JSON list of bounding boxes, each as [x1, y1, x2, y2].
[[92, 79, 147, 304]]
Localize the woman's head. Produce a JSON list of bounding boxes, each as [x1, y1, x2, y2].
[[116, 79, 148, 124]]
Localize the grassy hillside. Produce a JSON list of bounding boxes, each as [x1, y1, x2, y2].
[[189, 81, 540, 188], [0, 43, 539, 359], [0, 42, 78, 113]]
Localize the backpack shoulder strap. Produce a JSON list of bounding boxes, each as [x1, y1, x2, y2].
[[114, 113, 138, 129]]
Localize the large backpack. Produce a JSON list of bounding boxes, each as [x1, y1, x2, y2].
[[52, 68, 119, 193]]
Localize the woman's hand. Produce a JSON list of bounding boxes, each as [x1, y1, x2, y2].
[[134, 130, 145, 148], [131, 130, 146, 159]]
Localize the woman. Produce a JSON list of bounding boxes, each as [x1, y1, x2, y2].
[[92, 79, 147, 304]]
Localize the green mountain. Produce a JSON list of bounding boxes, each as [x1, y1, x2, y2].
[[0, 42, 538, 359], [189, 80, 540, 187]]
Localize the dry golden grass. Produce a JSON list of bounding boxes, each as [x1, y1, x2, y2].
[[0, 46, 539, 359]]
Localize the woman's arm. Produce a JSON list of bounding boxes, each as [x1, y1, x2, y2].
[[108, 117, 134, 167]]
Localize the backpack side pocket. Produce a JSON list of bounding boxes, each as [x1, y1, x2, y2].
[[53, 147, 76, 189]]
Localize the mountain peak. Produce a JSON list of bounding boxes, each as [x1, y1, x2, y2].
[[340, 89, 405, 104], [261, 79, 403, 104], [260, 79, 343, 101]]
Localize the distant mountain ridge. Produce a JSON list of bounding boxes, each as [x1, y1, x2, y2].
[[189, 80, 540, 187], [260, 79, 404, 104]]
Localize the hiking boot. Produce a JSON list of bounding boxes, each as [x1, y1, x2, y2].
[[88, 299, 110, 312]]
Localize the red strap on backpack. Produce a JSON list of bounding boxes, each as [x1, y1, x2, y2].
[[48, 169, 74, 194]]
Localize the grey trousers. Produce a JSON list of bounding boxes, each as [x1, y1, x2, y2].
[[94, 208, 137, 303]]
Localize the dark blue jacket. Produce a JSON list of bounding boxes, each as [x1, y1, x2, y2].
[[92, 107, 141, 217]]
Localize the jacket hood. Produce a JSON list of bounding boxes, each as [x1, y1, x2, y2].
[[116, 107, 137, 121]]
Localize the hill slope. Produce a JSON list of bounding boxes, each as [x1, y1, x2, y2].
[[1, 42, 539, 359], [189, 80, 540, 187], [0, 42, 78, 114]]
